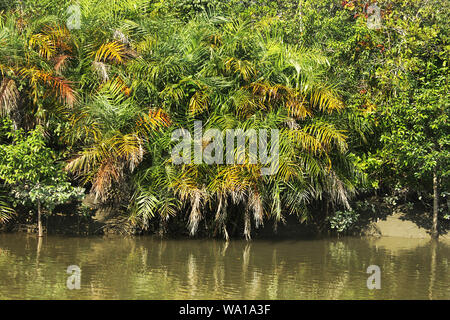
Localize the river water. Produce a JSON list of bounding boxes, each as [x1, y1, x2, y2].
[[0, 234, 448, 299]]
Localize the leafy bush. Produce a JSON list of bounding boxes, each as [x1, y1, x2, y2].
[[328, 210, 359, 233]]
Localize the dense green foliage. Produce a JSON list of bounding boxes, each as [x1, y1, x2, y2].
[[0, 119, 84, 224], [0, 0, 448, 239]]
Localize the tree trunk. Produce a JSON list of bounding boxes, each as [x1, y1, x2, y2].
[[158, 215, 166, 237], [37, 200, 43, 237], [431, 168, 439, 239]]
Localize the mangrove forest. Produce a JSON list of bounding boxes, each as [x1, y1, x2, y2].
[[0, 0, 448, 241]]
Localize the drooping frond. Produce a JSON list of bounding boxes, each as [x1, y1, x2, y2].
[[93, 41, 127, 64], [92, 158, 123, 199], [137, 108, 171, 132], [307, 85, 344, 113], [0, 78, 19, 117], [0, 195, 15, 224], [29, 24, 72, 60], [53, 54, 71, 73], [303, 122, 348, 153], [67, 109, 103, 144], [111, 133, 144, 172], [285, 93, 312, 119], [189, 90, 209, 116], [187, 188, 206, 236], [19, 68, 76, 106], [225, 57, 256, 81], [29, 33, 56, 60], [92, 61, 111, 82]]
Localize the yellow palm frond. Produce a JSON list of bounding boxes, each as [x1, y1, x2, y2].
[[137, 108, 171, 132], [66, 143, 108, 177], [276, 156, 301, 182], [304, 123, 348, 153], [288, 128, 324, 154], [160, 83, 186, 103], [249, 82, 293, 108], [225, 57, 256, 81], [111, 133, 144, 172], [309, 86, 344, 113], [19, 67, 75, 106], [29, 33, 56, 60], [43, 25, 72, 51], [93, 41, 127, 64], [189, 90, 209, 116], [98, 76, 131, 97], [286, 94, 312, 119]]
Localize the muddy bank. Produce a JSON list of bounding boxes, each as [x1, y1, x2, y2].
[[363, 212, 450, 240], [3, 209, 450, 241], [2, 194, 449, 240]]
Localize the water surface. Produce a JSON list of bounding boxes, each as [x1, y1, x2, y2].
[[0, 234, 448, 299]]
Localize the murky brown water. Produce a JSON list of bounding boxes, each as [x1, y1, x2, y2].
[[0, 234, 448, 299]]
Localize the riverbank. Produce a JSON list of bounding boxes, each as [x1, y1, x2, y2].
[[363, 212, 450, 241], [2, 193, 449, 240], [2, 208, 449, 241]]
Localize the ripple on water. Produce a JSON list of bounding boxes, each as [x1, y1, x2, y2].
[[0, 234, 449, 299]]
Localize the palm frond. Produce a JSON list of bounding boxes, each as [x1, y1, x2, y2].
[[93, 41, 127, 64]]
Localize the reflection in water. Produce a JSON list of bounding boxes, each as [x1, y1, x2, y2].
[[429, 240, 437, 300], [0, 234, 449, 299]]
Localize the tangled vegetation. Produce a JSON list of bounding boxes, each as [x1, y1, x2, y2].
[[0, 0, 448, 239]]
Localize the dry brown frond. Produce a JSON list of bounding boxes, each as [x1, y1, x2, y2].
[[0, 78, 19, 116]]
